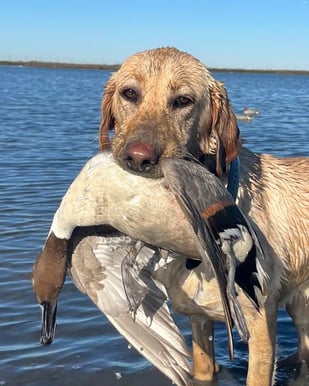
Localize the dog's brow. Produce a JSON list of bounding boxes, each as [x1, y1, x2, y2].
[[167, 79, 194, 93]]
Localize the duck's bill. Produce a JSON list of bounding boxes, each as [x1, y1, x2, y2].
[[40, 301, 57, 345]]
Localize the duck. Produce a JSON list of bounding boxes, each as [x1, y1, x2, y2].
[[235, 113, 253, 122], [32, 151, 268, 385], [242, 107, 260, 117]]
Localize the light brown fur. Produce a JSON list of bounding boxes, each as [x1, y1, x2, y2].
[[98, 47, 309, 385], [99, 47, 241, 178]]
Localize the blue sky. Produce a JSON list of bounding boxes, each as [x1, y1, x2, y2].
[[1, 0, 308, 70]]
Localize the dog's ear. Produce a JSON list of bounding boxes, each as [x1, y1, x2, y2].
[[98, 79, 116, 151], [200, 80, 242, 177]]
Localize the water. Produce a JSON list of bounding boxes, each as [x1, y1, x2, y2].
[[0, 65, 308, 386]]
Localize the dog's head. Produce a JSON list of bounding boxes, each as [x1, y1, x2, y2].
[[99, 47, 241, 178]]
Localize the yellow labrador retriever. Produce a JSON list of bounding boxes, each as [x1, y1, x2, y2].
[[98, 47, 309, 385]]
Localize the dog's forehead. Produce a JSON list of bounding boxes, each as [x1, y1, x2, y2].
[[116, 48, 213, 91]]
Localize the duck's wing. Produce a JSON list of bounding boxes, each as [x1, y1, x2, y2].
[[162, 158, 267, 358], [162, 158, 238, 358], [69, 230, 193, 386]]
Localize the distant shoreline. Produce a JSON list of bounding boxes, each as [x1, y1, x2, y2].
[[0, 60, 308, 75], [0, 60, 120, 71]]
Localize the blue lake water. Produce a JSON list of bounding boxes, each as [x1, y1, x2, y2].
[[0, 64, 308, 386]]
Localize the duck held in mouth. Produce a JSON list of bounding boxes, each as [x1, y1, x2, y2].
[[32, 151, 269, 385]]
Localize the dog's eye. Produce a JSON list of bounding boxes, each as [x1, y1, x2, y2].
[[173, 96, 193, 108], [121, 88, 138, 102]]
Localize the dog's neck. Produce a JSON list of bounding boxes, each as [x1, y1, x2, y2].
[[200, 154, 240, 201]]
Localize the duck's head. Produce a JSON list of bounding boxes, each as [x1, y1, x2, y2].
[[32, 232, 68, 345]]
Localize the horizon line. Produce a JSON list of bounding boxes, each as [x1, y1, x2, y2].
[[1, 59, 308, 75]]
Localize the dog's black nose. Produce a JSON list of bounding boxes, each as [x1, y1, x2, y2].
[[123, 141, 160, 173]]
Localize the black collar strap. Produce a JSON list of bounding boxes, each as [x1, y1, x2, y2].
[[227, 156, 240, 201]]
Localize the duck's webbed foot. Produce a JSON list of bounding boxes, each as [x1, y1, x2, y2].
[[121, 242, 150, 316]]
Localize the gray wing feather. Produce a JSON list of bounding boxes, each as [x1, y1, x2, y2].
[[70, 234, 193, 386], [162, 158, 239, 359]]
